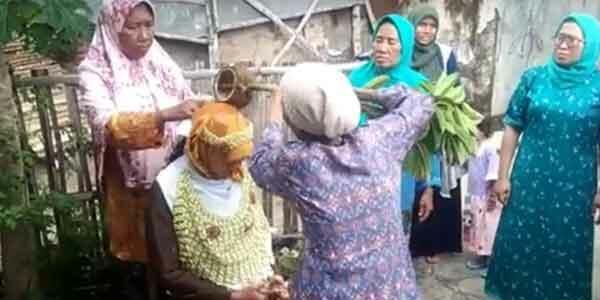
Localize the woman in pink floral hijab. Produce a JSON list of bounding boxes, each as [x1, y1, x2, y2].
[[78, 0, 200, 286]]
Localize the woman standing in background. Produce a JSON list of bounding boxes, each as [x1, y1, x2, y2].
[[408, 4, 463, 264]]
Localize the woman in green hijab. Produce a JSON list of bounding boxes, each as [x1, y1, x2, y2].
[[488, 13, 600, 300], [408, 4, 458, 80], [406, 4, 464, 268]]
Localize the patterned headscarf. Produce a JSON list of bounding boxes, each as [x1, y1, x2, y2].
[[79, 0, 194, 188], [185, 103, 253, 182], [80, 0, 192, 100]]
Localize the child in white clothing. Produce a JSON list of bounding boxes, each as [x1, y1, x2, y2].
[[465, 120, 501, 270]]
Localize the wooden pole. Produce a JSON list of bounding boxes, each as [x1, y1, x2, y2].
[[31, 69, 65, 244], [243, 0, 324, 61], [15, 75, 79, 87], [364, 0, 376, 32], [64, 87, 89, 192], [13, 62, 364, 85], [270, 0, 320, 66], [184, 62, 363, 80], [352, 5, 363, 57], [206, 0, 220, 68]]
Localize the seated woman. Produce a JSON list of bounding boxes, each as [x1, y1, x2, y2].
[[249, 63, 434, 299], [146, 102, 280, 300]]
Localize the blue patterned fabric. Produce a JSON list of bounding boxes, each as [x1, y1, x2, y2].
[[250, 85, 434, 299]]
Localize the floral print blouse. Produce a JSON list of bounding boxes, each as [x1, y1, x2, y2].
[[249, 84, 434, 300]]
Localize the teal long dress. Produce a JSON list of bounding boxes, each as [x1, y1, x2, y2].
[[486, 13, 600, 300]]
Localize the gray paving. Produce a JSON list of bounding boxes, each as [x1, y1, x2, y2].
[[415, 227, 600, 300]]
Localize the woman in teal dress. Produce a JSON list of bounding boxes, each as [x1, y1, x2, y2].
[[487, 13, 600, 300], [348, 14, 440, 225]]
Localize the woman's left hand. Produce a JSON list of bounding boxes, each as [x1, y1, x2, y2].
[[593, 192, 600, 225], [486, 197, 498, 212]]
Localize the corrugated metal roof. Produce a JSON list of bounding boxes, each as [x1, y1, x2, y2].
[[85, 0, 363, 39], [216, 0, 363, 32]]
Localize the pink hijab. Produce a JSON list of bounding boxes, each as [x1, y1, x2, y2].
[[79, 0, 194, 189]]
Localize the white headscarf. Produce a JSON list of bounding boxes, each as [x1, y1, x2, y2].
[[280, 63, 361, 139]]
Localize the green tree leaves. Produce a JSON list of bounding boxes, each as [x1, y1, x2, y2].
[[0, 0, 91, 62]]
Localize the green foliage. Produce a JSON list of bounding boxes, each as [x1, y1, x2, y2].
[[37, 202, 103, 300], [273, 239, 303, 279], [0, 185, 75, 231], [0, 87, 92, 231], [406, 73, 484, 179], [0, 0, 92, 61], [0, 0, 98, 297], [0, 118, 28, 226]]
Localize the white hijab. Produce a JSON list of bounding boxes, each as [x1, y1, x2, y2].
[[280, 63, 361, 139], [156, 156, 242, 217]]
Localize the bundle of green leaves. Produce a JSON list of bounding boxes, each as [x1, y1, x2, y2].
[[359, 73, 483, 179], [408, 73, 482, 179]]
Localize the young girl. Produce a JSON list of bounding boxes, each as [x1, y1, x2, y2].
[[465, 119, 501, 270]]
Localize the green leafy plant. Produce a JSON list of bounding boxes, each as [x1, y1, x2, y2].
[[406, 73, 483, 179], [274, 239, 304, 279], [1, 0, 94, 297], [355, 73, 483, 179], [0, 0, 92, 63]]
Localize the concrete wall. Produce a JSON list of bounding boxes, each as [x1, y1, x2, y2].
[[492, 0, 600, 115], [218, 8, 370, 66], [158, 38, 210, 72], [158, 7, 370, 95], [215, 7, 371, 138], [403, 0, 499, 118], [403, 0, 600, 117], [160, 0, 600, 119]]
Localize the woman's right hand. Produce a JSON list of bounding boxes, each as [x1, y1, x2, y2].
[[493, 178, 511, 205], [230, 288, 268, 300], [158, 99, 200, 123]]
